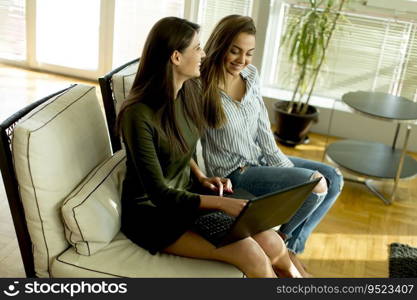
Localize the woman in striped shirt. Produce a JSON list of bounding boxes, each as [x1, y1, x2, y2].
[[200, 15, 344, 277]]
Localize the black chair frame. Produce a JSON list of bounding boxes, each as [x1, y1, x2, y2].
[[0, 86, 74, 277], [98, 58, 139, 152]]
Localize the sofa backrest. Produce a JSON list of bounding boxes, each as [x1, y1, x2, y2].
[[111, 61, 139, 115], [99, 59, 206, 173], [99, 58, 139, 152], [11, 84, 112, 277]]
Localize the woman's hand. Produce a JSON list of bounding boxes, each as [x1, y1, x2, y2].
[[199, 177, 233, 196], [218, 196, 248, 217], [189, 159, 232, 195], [199, 195, 248, 217]]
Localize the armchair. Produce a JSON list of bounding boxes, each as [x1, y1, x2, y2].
[[0, 84, 242, 277]]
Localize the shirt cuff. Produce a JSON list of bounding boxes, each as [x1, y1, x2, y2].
[[266, 154, 294, 168]]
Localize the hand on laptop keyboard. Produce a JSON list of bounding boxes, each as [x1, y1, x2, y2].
[[198, 176, 233, 196], [218, 196, 248, 217]]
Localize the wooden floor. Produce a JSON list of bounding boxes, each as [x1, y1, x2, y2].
[[282, 135, 417, 277], [1, 63, 417, 278]]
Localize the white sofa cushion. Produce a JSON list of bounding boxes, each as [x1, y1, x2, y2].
[[111, 61, 139, 115], [62, 150, 126, 256], [12, 85, 112, 277], [52, 232, 243, 278]]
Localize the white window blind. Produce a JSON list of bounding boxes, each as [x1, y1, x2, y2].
[[266, 2, 417, 103], [112, 0, 184, 68], [197, 0, 253, 45], [401, 26, 417, 102], [0, 0, 25, 60]]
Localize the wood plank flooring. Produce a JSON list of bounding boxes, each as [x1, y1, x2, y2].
[[281, 135, 417, 277], [1, 63, 416, 278]]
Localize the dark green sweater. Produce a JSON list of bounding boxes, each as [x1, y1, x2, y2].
[[120, 99, 201, 217], [119, 98, 203, 253]]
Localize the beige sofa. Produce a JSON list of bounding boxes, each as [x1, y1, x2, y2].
[[0, 83, 242, 278]]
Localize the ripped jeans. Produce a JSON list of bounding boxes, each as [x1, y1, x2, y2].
[[227, 156, 343, 254]]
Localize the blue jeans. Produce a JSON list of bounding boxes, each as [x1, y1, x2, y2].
[[227, 156, 343, 254]]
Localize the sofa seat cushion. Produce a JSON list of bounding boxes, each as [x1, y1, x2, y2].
[[62, 150, 126, 256], [52, 232, 243, 278]]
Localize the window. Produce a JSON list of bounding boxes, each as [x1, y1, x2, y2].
[[36, 0, 100, 70], [112, 0, 184, 68], [197, 0, 253, 44], [0, 0, 258, 79], [402, 26, 417, 102], [264, 0, 417, 103], [0, 0, 187, 79], [0, 0, 25, 60]]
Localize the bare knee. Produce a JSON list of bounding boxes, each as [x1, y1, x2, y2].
[[312, 172, 327, 194], [239, 238, 270, 266], [254, 230, 287, 258], [232, 238, 273, 277]]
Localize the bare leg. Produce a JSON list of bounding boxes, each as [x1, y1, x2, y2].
[[163, 231, 276, 278], [253, 230, 302, 278], [288, 251, 312, 278], [272, 171, 325, 278], [277, 231, 312, 277]]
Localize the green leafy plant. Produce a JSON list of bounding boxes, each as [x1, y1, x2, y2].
[[281, 0, 348, 114]]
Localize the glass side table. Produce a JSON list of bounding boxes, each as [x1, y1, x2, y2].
[[325, 91, 417, 205]]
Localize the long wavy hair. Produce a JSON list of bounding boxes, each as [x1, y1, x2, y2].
[[116, 17, 204, 154], [200, 15, 256, 128]]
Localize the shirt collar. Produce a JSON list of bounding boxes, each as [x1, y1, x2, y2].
[[220, 65, 252, 104], [240, 65, 251, 80]]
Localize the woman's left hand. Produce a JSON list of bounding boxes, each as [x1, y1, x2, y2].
[[199, 177, 233, 196]]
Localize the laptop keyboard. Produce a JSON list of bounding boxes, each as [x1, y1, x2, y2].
[[194, 211, 235, 238]]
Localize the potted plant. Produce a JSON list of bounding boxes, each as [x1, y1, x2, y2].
[[274, 0, 348, 146]]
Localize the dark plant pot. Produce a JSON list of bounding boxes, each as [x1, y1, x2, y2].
[[273, 100, 319, 147]]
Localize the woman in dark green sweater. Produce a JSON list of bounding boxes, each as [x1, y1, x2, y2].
[[117, 17, 301, 278]]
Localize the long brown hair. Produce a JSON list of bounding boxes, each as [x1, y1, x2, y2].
[[116, 17, 204, 154], [201, 15, 256, 128]]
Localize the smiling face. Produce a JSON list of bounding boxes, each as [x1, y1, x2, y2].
[[175, 32, 206, 79], [224, 32, 256, 77]]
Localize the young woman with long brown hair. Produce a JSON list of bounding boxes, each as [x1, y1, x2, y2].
[[116, 16, 302, 278], [200, 15, 344, 277]]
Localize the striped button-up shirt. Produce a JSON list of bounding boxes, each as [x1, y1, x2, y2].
[[201, 64, 294, 178]]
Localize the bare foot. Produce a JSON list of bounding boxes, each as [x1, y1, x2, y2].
[[273, 265, 303, 278], [288, 251, 313, 278]]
